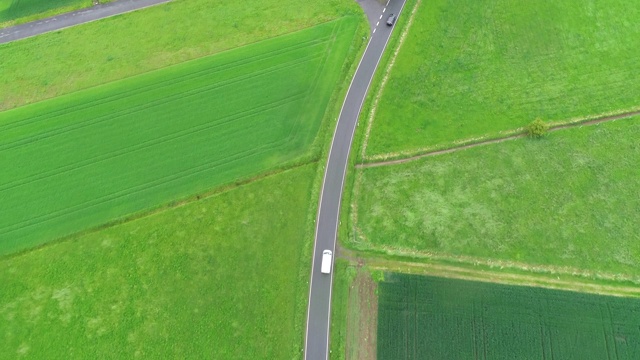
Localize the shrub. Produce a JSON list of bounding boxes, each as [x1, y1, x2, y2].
[[527, 118, 549, 138]]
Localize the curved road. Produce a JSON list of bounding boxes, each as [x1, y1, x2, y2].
[[304, 0, 407, 359], [0, 0, 171, 44]]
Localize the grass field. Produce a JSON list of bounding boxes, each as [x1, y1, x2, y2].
[[0, 0, 92, 25], [0, 164, 319, 359], [351, 117, 640, 279], [0, 0, 362, 111], [364, 0, 640, 157], [378, 273, 640, 359], [0, 17, 359, 255]]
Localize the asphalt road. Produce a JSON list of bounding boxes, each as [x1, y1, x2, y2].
[[303, 0, 407, 359], [0, 0, 171, 44]]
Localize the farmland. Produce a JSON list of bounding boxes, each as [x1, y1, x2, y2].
[[0, 164, 319, 359], [378, 273, 640, 360], [0, 16, 360, 255], [0, 0, 363, 110], [351, 117, 640, 279], [363, 0, 640, 158], [0, 0, 90, 25]]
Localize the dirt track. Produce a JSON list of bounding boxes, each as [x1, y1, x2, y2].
[[359, 108, 640, 169]]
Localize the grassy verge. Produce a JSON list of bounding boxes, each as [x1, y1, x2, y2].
[[0, 17, 360, 256], [0, 164, 318, 359], [363, 0, 640, 157], [329, 260, 378, 360], [0, 0, 362, 111], [329, 260, 355, 360], [378, 273, 640, 359], [350, 116, 640, 280]]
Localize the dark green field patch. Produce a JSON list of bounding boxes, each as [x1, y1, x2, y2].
[[0, 0, 90, 23], [378, 273, 640, 359], [0, 17, 359, 255]]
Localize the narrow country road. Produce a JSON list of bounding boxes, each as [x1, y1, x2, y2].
[[0, 0, 171, 44], [303, 0, 407, 359]]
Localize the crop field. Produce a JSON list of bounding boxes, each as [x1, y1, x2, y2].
[[351, 117, 640, 278], [0, 0, 363, 110], [0, 17, 359, 255], [0, 163, 319, 359], [364, 0, 640, 157], [378, 273, 640, 360], [0, 0, 89, 24]]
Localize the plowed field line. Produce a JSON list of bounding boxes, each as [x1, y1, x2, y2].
[[0, 54, 323, 152], [0, 34, 333, 132], [0, 136, 279, 236], [286, 17, 343, 141]]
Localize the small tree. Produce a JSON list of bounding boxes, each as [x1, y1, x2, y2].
[[526, 118, 549, 138]]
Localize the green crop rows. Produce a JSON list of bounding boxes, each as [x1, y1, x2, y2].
[[0, 17, 358, 255], [378, 273, 640, 359]]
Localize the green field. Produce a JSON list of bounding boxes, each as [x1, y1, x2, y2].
[[378, 273, 640, 359], [0, 164, 318, 359], [351, 117, 640, 278], [0, 0, 362, 110], [0, 17, 359, 255], [0, 0, 91, 25], [364, 0, 640, 157]]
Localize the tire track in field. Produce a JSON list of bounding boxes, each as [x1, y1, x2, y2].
[[0, 93, 306, 193], [0, 27, 344, 235], [0, 121, 290, 237], [0, 52, 325, 153], [0, 83, 312, 232], [0, 33, 333, 134], [285, 19, 342, 142]]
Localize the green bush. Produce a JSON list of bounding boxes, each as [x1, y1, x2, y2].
[[527, 118, 549, 138]]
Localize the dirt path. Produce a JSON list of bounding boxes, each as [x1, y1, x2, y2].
[[344, 268, 378, 360], [336, 246, 640, 297], [358, 108, 640, 169]]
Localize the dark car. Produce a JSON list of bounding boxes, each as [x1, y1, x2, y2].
[[386, 13, 396, 26]]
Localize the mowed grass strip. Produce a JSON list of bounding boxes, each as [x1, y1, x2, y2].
[[378, 274, 640, 360], [0, 17, 359, 255], [351, 117, 640, 277], [0, 164, 317, 359], [365, 0, 640, 157]]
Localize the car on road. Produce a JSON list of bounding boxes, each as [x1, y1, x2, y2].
[[321, 250, 333, 274], [386, 13, 397, 26]]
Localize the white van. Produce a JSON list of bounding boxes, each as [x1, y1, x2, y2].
[[321, 250, 333, 274]]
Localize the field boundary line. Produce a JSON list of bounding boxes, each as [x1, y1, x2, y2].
[[0, 52, 324, 148], [0, 33, 330, 131], [0, 160, 319, 260], [358, 108, 640, 168], [360, 0, 421, 160], [337, 249, 640, 297], [0, 94, 306, 192], [342, 243, 640, 285]]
